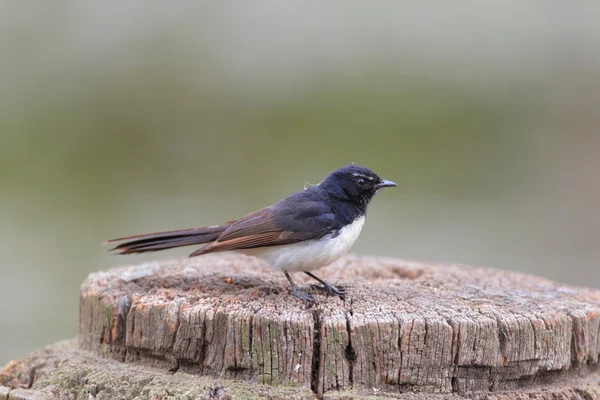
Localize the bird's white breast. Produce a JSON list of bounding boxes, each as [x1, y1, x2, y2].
[[242, 216, 365, 272]]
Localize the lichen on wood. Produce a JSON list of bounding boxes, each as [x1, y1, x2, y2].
[[74, 254, 600, 398]]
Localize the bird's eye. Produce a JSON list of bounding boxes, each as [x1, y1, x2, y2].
[[357, 178, 366, 186]]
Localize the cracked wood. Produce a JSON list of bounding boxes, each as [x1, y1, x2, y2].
[[78, 254, 600, 398]]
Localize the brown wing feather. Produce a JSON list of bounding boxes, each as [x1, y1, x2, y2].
[[189, 196, 336, 257], [190, 231, 284, 256], [213, 207, 279, 240], [189, 208, 296, 256]]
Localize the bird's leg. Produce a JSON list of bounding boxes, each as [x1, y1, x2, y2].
[[283, 271, 315, 303], [304, 271, 346, 298]]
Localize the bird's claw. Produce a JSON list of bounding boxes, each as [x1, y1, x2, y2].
[[311, 284, 347, 298], [290, 289, 316, 303]]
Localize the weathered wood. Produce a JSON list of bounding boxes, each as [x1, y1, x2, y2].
[[3, 339, 600, 399], [0, 339, 314, 400], [73, 254, 600, 398]]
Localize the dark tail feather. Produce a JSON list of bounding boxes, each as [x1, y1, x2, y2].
[[105, 225, 229, 254]]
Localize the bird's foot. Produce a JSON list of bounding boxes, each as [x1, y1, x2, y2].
[[311, 283, 347, 299], [290, 289, 316, 303]]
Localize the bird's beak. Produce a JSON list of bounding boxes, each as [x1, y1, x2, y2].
[[376, 179, 397, 188]]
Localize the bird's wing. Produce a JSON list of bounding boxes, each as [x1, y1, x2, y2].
[[190, 200, 335, 256]]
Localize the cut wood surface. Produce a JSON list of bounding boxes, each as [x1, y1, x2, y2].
[[73, 254, 600, 398], [0, 255, 600, 399]]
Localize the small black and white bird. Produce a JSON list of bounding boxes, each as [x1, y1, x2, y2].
[[106, 164, 396, 302]]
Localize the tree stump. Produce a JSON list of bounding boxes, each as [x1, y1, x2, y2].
[[72, 254, 600, 398]]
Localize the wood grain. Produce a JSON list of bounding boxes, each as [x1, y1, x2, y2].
[[75, 254, 600, 398]]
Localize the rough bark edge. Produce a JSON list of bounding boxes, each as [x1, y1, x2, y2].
[[0, 339, 314, 400], [78, 256, 600, 397], [2, 340, 600, 400]]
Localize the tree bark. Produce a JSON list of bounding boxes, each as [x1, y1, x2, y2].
[[3, 255, 600, 399]]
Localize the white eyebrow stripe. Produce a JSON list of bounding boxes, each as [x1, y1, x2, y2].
[[352, 172, 374, 180]]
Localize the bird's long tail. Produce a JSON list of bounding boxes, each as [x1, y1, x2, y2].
[[105, 225, 230, 254]]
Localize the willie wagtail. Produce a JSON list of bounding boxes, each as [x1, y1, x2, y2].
[[106, 164, 396, 302]]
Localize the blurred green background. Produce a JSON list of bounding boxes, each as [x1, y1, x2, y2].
[[1, 2, 599, 365]]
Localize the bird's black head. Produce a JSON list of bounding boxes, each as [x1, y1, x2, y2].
[[320, 164, 396, 206]]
